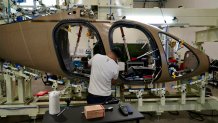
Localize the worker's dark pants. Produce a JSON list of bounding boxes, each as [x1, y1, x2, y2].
[[87, 93, 112, 104]]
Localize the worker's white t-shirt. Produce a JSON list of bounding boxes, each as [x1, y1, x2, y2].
[[88, 54, 119, 96]]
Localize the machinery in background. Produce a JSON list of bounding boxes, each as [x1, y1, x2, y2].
[[0, 0, 58, 23], [0, 62, 89, 118], [195, 28, 218, 87], [0, 0, 5, 22], [119, 73, 215, 114], [0, 0, 98, 24], [41, 72, 65, 86], [1, 61, 217, 117], [0, 62, 44, 118], [1, 62, 38, 104], [208, 60, 218, 87]]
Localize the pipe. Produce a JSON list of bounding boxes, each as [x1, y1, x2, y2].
[[120, 27, 131, 61], [73, 25, 83, 57], [7, 0, 10, 23]]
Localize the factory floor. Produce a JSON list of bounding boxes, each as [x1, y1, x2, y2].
[[1, 111, 218, 123], [1, 80, 218, 123]]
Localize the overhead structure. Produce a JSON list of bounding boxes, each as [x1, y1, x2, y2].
[[133, 0, 167, 7], [196, 28, 218, 43]]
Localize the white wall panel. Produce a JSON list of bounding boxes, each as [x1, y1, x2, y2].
[[166, 0, 218, 8], [168, 27, 218, 60]]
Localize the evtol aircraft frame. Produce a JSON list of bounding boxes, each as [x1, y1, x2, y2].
[[0, 8, 210, 83]]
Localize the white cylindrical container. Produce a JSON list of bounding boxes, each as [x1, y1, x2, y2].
[[49, 91, 60, 115]]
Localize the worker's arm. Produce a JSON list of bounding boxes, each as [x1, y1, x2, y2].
[[88, 55, 95, 67]]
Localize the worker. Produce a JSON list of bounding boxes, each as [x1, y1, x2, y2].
[[87, 47, 122, 104]]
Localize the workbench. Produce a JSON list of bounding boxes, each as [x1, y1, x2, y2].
[[42, 103, 144, 123]]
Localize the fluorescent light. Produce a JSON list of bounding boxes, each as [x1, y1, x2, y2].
[[126, 15, 174, 24], [76, 0, 83, 4], [114, 0, 121, 6]]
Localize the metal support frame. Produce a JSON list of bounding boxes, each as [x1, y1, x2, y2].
[[0, 71, 86, 118], [2, 65, 38, 104], [17, 77, 25, 103], [130, 96, 218, 114], [7, 0, 11, 23], [137, 90, 143, 107], [33, 0, 37, 10], [0, 78, 2, 98], [115, 86, 120, 98], [123, 74, 218, 115], [0, 62, 4, 100], [0, 63, 3, 97], [26, 79, 32, 99], [48, 78, 64, 91], [0, 65, 217, 118], [4, 73, 14, 104], [181, 84, 186, 104], [199, 76, 206, 104], [151, 88, 166, 106]]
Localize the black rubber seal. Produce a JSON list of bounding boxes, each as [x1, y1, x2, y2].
[[53, 19, 104, 77], [108, 20, 162, 81]]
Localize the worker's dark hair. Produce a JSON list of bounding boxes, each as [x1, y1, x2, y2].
[[111, 47, 122, 58]]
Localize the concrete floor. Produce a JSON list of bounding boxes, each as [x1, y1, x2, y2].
[[1, 80, 218, 123], [1, 110, 218, 123]]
